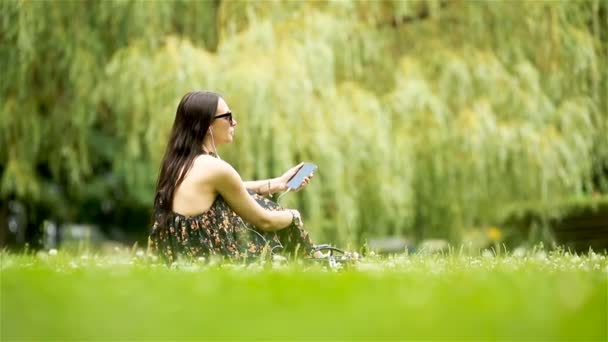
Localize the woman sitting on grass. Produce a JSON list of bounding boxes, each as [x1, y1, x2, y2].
[[149, 91, 315, 262]]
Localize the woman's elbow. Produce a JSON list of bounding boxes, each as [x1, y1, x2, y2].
[[254, 216, 276, 232]]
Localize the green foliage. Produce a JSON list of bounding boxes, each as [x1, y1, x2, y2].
[[0, 0, 219, 217], [1, 250, 607, 340], [1, 0, 606, 245]]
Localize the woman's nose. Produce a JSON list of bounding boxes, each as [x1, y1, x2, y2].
[[232, 118, 237, 126]]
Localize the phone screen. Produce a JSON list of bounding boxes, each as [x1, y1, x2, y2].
[[287, 163, 317, 190]]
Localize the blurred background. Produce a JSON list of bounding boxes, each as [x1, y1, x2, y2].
[[1, 0, 607, 253]]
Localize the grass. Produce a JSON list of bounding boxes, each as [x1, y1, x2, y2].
[[1, 247, 607, 340]]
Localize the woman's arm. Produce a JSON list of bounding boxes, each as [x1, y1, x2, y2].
[[208, 160, 298, 231], [243, 163, 313, 195], [243, 178, 283, 196]]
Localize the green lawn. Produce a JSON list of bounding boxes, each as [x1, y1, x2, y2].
[[1, 248, 606, 340]]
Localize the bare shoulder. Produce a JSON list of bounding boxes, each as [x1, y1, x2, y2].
[[191, 154, 240, 182]]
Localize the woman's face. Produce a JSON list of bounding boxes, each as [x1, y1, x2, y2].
[[209, 97, 237, 145]]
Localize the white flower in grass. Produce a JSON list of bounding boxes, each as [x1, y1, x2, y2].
[[535, 251, 547, 261], [482, 250, 494, 258], [272, 254, 287, 262], [182, 264, 200, 272], [271, 262, 287, 270], [512, 247, 526, 258], [49, 249, 58, 256], [246, 263, 263, 272], [135, 250, 144, 258], [331, 262, 343, 271], [36, 251, 48, 260], [355, 262, 384, 272]]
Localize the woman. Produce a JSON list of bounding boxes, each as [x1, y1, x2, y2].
[[149, 91, 315, 262]]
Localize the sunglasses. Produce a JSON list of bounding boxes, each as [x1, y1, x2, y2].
[[214, 111, 235, 125]]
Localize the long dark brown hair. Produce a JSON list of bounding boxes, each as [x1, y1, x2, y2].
[[153, 91, 221, 215]]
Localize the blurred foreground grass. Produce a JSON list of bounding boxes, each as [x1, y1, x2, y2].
[[1, 248, 607, 340]]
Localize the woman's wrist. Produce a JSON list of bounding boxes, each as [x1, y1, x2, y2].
[[274, 177, 288, 193], [267, 178, 286, 195], [255, 177, 287, 196], [258, 179, 273, 196]]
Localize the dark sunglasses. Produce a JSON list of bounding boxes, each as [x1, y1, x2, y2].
[[214, 111, 234, 125]]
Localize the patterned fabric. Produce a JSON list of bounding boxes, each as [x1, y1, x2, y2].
[[148, 189, 314, 263]]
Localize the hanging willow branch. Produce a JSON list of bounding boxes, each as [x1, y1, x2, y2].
[[379, 0, 451, 28]]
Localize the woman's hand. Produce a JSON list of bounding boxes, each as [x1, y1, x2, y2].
[[278, 162, 314, 192]]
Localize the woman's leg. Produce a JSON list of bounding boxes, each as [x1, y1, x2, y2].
[[246, 190, 314, 256]]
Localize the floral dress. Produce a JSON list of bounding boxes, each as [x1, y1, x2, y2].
[[148, 189, 314, 263]]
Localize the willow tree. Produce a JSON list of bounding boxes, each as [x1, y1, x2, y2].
[[1, 0, 606, 247], [0, 0, 221, 244]]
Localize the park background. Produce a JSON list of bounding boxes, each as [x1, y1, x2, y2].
[[1, 0, 607, 252], [1, 1, 607, 341]]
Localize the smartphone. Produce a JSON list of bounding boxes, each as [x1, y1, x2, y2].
[[287, 162, 317, 190]]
